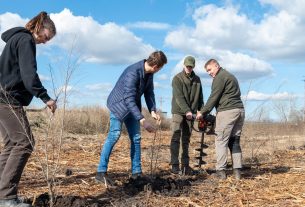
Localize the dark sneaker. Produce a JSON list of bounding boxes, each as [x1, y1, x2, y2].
[[233, 169, 241, 180], [131, 172, 142, 179], [0, 198, 31, 207], [216, 170, 227, 180], [95, 172, 114, 187], [171, 164, 180, 174], [181, 165, 194, 175]]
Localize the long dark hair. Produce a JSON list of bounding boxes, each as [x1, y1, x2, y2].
[[25, 11, 56, 36]]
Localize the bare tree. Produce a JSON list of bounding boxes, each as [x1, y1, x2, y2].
[[21, 40, 81, 206]]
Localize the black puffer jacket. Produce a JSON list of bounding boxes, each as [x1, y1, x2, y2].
[[0, 27, 50, 106]]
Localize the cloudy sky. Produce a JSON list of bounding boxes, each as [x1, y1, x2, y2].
[[1, 0, 305, 121]]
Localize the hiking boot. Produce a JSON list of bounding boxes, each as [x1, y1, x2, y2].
[[95, 172, 114, 187], [131, 172, 142, 179], [233, 169, 241, 180], [0, 198, 32, 207], [215, 170, 227, 180], [181, 165, 194, 175], [171, 164, 180, 174]]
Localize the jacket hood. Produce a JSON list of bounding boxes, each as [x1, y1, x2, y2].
[[1, 27, 31, 43]]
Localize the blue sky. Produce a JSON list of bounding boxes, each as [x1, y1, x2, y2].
[[1, 0, 305, 121]]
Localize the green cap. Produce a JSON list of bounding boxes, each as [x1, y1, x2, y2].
[[184, 56, 195, 68]]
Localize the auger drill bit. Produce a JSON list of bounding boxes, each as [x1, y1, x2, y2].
[[192, 114, 215, 170], [194, 132, 208, 168]]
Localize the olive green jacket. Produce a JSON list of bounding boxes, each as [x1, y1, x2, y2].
[[200, 68, 243, 115], [171, 71, 203, 115]]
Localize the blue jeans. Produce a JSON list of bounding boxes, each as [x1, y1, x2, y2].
[[97, 112, 142, 174]]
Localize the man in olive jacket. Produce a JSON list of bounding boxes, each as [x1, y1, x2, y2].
[[170, 56, 203, 175], [198, 59, 245, 180]]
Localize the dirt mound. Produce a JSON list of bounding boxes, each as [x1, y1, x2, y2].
[[29, 193, 109, 207], [123, 176, 194, 196]]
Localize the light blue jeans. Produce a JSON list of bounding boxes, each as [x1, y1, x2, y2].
[[97, 112, 142, 174]]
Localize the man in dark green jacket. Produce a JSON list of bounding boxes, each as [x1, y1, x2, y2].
[[198, 59, 245, 180], [170, 56, 203, 175]]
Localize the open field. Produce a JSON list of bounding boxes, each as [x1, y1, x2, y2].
[[13, 110, 305, 207]]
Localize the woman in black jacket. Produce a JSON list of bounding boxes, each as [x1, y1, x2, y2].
[[0, 11, 57, 207]]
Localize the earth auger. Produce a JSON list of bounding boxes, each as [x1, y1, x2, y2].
[[191, 114, 216, 173]]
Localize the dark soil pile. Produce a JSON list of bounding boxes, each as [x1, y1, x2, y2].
[[28, 193, 109, 207], [123, 176, 195, 196]]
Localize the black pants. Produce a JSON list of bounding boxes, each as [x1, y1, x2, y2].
[[0, 104, 34, 199]]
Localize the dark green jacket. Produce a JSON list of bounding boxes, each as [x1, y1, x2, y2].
[[201, 68, 243, 115], [171, 71, 203, 115]]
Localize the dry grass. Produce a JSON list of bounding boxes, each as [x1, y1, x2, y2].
[[27, 106, 110, 135], [27, 106, 171, 135], [9, 108, 305, 206]]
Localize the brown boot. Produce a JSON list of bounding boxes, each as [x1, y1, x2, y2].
[[171, 164, 180, 174], [181, 165, 194, 175], [233, 169, 241, 180], [216, 170, 227, 180]]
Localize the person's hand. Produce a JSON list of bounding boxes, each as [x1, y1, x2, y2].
[[151, 111, 161, 125], [196, 111, 203, 120], [140, 118, 156, 133], [186, 111, 193, 120], [46, 99, 57, 113]]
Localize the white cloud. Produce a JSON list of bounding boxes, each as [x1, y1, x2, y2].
[[192, 5, 252, 50], [50, 9, 155, 64], [156, 73, 168, 80], [171, 55, 273, 81], [165, 2, 305, 79], [219, 51, 274, 80], [0, 10, 155, 65], [243, 90, 298, 101], [0, 12, 27, 51], [38, 74, 50, 81], [165, 7, 273, 80], [248, 10, 305, 60], [57, 85, 74, 94], [154, 81, 169, 89], [126, 21, 171, 30], [259, 0, 305, 17], [0, 12, 27, 32], [165, 5, 254, 54], [0, 10, 157, 65], [85, 83, 113, 92]]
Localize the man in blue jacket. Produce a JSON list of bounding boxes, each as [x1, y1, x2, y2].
[[96, 51, 167, 185]]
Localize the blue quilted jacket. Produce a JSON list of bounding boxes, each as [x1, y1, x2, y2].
[[107, 60, 156, 121]]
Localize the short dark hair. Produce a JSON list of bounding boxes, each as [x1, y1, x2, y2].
[[146, 51, 167, 68], [204, 59, 219, 69]]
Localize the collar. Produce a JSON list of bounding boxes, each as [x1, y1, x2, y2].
[[215, 67, 223, 76], [141, 59, 146, 78], [183, 70, 195, 78]]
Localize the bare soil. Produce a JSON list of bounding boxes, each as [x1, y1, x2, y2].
[[18, 130, 305, 207]]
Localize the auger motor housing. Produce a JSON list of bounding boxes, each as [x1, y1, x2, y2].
[[192, 114, 216, 134]]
